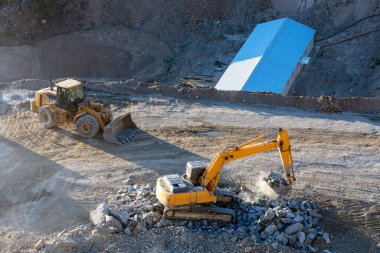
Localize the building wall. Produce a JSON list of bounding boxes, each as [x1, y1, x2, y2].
[[281, 35, 314, 96]]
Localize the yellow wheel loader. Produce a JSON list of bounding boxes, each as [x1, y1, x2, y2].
[[156, 128, 296, 222], [30, 79, 139, 144]]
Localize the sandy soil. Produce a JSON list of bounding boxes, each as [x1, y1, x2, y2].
[[0, 87, 379, 252]]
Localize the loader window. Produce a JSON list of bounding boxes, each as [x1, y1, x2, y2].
[[67, 86, 84, 102], [57, 88, 67, 103]]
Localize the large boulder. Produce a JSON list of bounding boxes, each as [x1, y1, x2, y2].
[[90, 203, 122, 234]]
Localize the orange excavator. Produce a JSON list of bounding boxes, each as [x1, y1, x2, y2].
[[155, 128, 296, 222]]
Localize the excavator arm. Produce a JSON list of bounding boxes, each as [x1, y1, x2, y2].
[[201, 128, 295, 192]]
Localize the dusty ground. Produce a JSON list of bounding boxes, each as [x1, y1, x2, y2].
[[0, 85, 379, 252]]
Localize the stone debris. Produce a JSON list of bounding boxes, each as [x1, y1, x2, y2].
[[297, 231, 306, 245], [88, 183, 330, 251], [264, 224, 277, 235], [285, 223, 304, 235], [34, 239, 45, 251], [263, 171, 289, 187], [322, 232, 331, 244], [53, 240, 77, 250], [318, 95, 343, 113], [308, 245, 317, 252], [105, 215, 124, 233], [40, 239, 78, 252], [34, 183, 331, 252]]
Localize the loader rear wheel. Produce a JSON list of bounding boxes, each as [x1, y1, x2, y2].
[[39, 107, 57, 129], [76, 114, 100, 139]]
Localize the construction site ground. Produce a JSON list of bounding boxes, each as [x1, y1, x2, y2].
[[0, 84, 379, 252]]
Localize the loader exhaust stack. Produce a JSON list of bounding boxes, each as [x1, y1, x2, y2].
[[103, 113, 140, 144]]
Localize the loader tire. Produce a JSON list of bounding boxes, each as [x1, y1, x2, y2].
[[75, 114, 100, 139], [38, 107, 57, 129]]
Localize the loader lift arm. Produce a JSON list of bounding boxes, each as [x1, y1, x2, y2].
[[202, 128, 295, 192]]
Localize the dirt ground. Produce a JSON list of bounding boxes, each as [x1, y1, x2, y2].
[[0, 86, 379, 252]]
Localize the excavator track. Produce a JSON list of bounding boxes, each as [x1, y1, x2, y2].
[[215, 188, 236, 204], [163, 205, 235, 222]]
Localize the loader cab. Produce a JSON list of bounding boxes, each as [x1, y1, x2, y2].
[[55, 79, 84, 110]]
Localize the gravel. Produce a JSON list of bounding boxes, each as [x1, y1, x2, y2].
[[34, 180, 332, 252]]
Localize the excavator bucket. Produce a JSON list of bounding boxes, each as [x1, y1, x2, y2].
[[102, 113, 140, 144], [259, 179, 292, 198]]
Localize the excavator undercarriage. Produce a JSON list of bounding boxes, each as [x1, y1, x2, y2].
[[163, 204, 235, 222]]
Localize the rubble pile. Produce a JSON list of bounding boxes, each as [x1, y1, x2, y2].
[[90, 182, 164, 235], [34, 180, 332, 252], [91, 180, 330, 252]]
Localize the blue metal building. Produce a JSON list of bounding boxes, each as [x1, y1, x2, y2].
[[215, 18, 316, 96]]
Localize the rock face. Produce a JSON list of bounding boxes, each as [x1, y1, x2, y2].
[[0, 26, 172, 83], [0, 46, 41, 82]]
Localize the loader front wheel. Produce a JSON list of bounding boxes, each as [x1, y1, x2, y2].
[[76, 114, 100, 139], [39, 107, 57, 129]]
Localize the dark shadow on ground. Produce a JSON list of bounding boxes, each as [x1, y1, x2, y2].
[[52, 128, 206, 177], [0, 138, 88, 234], [302, 195, 379, 253]]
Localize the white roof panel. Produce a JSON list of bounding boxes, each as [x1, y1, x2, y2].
[[215, 18, 315, 94]]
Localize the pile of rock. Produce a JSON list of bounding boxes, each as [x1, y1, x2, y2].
[[90, 183, 163, 235], [263, 171, 289, 188], [85, 180, 331, 252], [231, 196, 331, 252]]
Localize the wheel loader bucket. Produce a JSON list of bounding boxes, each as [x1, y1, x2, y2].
[[103, 113, 140, 144]]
